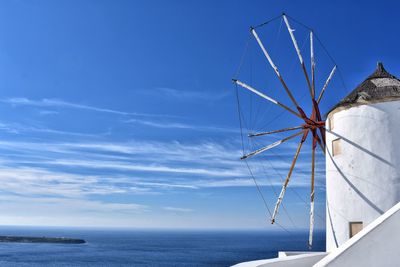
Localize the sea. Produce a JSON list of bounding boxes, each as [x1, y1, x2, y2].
[[0, 226, 325, 266]]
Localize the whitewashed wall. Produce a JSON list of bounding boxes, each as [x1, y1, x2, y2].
[[325, 100, 400, 251]]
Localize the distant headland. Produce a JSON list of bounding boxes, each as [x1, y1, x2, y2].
[[0, 235, 86, 244]]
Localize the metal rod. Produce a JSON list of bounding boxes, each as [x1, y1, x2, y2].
[[317, 65, 337, 104], [233, 79, 302, 118], [271, 130, 308, 224], [241, 131, 303, 160], [251, 28, 300, 108], [283, 15, 313, 98], [249, 125, 303, 137]]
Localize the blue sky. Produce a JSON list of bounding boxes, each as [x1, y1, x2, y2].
[[0, 0, 398, 230]]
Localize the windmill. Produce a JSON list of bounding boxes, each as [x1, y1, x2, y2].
[[232, 14, 337, 247]]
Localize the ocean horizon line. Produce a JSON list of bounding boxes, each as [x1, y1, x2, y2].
[[0, 224, 325, 233]]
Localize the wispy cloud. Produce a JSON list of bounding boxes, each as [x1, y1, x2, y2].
[[0, 194, 147, 227], [125, 118, 238, 133], [0, 121, 99, 137], [156, 87, 229, 101], [126, 119, 194, 129], [0, 166, 148, 198], [0, 137, 324, 227], [1, 97, 179, 118], [38, 110, 59, 116], [163, 207, 193, 212], [0, 122, 19, 134], [0, 139, 324, 190], [41, 158, 249, 177], [0, 195, 146, 212]]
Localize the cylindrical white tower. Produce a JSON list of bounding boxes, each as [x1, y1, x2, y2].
[[325, 63, 400, 251]]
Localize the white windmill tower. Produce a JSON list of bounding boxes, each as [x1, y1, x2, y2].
[[325, 62, 400, 251]]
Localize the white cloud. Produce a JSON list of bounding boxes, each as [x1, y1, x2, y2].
[[0, 137, 325, 228], [0, 166, 137, 197], [163, 207, 193, 212], [124, 118, 238, 133], [1, 97, 178, 118], [0, 195, 147, 227], [156, 87, 229, 101], [42, 158, 249, 177], [0, 139, 324, 191], [0, 121, 98, 137], [38, 110, 59, 115]]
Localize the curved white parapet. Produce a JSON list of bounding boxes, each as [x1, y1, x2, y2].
[[314, 201, 400, 267], [231, 252, 327, 267]]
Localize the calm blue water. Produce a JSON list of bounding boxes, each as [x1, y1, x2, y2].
[[0, 227, 325, 266]]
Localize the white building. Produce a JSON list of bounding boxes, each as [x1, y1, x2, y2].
[[325, 62, 400, 251], [233, 63, 400, 267]]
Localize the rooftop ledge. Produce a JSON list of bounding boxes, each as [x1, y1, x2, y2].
[[231, 251, 328, 267]]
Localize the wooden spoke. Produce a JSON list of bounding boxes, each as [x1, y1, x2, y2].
[[249, 125, 303, 137], [233, 79, 302, 118], [271, 130, 309, 224], [251, 28, 300, 108], [317, 65, 337, 104], [241, 131, 303, 160], [308, 137, 317, 247], [283, 15, 313, 98]]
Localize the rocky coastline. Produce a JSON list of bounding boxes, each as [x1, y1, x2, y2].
[[0, 235, 86, 244]]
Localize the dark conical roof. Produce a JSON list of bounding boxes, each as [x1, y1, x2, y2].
[[329, 63, 400, 114]]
